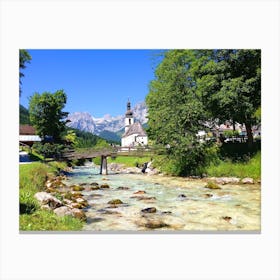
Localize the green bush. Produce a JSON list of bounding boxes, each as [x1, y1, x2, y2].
[[19, 189, 40, 214], [33, 143, 65, 158], [152, 142, 219, 177], [93, 157, 101, 165]]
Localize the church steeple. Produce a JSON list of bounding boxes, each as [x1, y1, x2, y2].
[[125, 99, 133, 118], [124, 99, 134, 132]]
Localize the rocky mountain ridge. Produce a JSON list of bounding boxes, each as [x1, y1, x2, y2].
[[66, 101, 148, 136]]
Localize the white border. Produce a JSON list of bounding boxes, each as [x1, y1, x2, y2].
[[1, 1, 279, 280]]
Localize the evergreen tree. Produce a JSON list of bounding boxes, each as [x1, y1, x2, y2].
[[19, 50, 32, 95]]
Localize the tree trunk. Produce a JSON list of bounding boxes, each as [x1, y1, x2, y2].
[[245, 122, 253, 148]]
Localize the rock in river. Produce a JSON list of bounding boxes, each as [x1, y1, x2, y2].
[[71, 185, 85, 191], [141, 207, 157, 213], [90, 186, 100, 190], [144, 220, 168, 229], [133, 190, 146, 195], [117, 186, 130, 190], [107, 199, 123, 205], [205, 181, 221, 190], [177, 194, 188, 200], [100, 184, 110, 189]]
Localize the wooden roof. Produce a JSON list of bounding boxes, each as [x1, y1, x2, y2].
[[19, 125, 36, 135]]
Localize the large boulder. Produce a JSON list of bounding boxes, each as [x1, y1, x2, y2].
[[54, 206, 73, 217], [54, 206, 86, 221], [34, 192, 63, 209]]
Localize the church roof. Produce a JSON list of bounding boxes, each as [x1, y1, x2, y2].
[[122, 122, 147, 138]]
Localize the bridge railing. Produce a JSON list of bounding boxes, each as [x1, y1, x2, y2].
[[61, 145, 168, 160]]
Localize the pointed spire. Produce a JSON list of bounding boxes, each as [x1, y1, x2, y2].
[[125, 98, 133, 117], [127, 97, 131, 111]]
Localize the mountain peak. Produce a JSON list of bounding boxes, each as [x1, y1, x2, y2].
[[67, 101, 148, 136]]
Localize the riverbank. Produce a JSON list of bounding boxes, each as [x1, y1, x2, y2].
[[19, 157, 260, 231], [19, 161, 85, 231]]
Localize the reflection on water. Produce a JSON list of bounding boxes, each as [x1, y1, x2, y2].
[[64, 165, 261, 231]]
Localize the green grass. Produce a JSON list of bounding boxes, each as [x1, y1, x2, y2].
[[20, 162, 50, 192], [107, 156, 152, 167], [20, 209, 84, 231], [205, 151, 261, 180], [19, 161, 84, 231]]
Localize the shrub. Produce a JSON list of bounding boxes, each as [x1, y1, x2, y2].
[[33, 143, 65, 159], [19, 189, 40, 214]]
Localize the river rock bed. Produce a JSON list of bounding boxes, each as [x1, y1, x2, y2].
[[57, 164, 261, 231]]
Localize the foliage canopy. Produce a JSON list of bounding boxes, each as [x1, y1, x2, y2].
[[146, 49, 261, 175], [29, 90, 69, 142]]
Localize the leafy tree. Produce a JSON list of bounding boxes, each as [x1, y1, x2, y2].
[[146, 50, 217, 175], [19, 50, 32, 95], [29, 90, 68, 142], [196, 49, 261, 147], [62, 130, 78, 146]]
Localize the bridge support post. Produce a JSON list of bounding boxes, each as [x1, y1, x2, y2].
[[100, 155, 108, 175]]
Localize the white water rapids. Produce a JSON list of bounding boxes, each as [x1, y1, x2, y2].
[[63, 164, 261, 232]]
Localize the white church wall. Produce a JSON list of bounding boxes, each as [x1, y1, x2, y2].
[[136, 136, 148, 146], [122, 134, 148, 147], [121, 134, 135, 147]]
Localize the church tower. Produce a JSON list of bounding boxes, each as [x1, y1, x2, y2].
[[125, 99, 134, 132]]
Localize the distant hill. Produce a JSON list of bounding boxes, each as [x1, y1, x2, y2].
[[99, 130, 121, 144], [20, 105, 30, 124]]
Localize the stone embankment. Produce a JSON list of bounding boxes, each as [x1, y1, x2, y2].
[[34, 175, 88, 221]]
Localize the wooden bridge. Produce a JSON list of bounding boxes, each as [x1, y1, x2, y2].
[[61, 146, 165, 175]]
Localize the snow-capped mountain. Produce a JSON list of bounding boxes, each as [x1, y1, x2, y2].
[[67, 102, 148, 136], [66, 112, 96, 133]]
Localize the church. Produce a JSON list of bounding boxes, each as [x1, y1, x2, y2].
[[121, 100, 148, 147]]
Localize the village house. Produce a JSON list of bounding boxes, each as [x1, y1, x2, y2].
[[19, 124, 41, 147]]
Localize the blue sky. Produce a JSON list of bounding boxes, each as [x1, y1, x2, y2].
[[20, 49, 164, 118]]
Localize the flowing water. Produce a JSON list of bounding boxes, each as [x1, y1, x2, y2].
[[63, 164, 261, 232]]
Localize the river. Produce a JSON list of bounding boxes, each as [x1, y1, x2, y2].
[[63, 164, 261, 232]]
